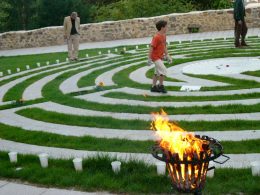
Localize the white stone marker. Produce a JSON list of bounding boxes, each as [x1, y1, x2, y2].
[[16, 68, 20, 72], [251, 161, 260, 176], [39, 153, 49, 168], [0, 72, 3, 77], [98, 51, 102, 55], [66, 58, 69, 62], [7, 69, 12, 74], [146, 44, 149, 48], [111, 161, 121, 174], [136, 45, 139, 50], [56, 59, 60, 64], [123, 47, 126, 51], [156, 162, 166, 175], [115, 48, 118, 52], [46, 61, 50, 65], [85, 54, 89, 58], [73, 158, 83, 172], [37, 62, 41, 67], [224, 37, 227, 41], [8, 152, 18, 163], [26, 65, 30, 70], [108, 50, 111, 54], [179, 40, 182, 44], [206, 161, 215, 178]]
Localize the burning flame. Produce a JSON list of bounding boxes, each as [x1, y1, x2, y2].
[[151, 110, 214, 191], [151, 109, 208, 161]]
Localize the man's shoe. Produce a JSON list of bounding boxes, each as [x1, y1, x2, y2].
[[158, 85, 167, 93], [241, 42, 249, 47], [151, 85, 160, 93], [235, 45, 243, 48]]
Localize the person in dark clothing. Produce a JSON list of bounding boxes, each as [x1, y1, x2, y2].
[[234, 0, 248, 48]]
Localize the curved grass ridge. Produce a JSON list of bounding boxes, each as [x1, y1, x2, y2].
[[16, 108, 260, 131], [0, 123, 260, 153], [0, 37, 259, 194]]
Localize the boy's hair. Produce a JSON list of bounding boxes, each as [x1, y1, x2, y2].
[[156, 20, 167, 31]]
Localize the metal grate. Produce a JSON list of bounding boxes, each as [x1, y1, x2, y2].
[[152, 135, 229, 194]]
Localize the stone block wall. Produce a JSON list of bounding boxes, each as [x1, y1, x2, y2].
[[1, 6, 260, 50]]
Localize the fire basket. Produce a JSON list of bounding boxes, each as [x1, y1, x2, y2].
[[150, 110, 230, 195], [152, 135, 230, 195]]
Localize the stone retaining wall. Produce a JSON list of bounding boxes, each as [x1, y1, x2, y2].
[[1, 6, 260, 50]]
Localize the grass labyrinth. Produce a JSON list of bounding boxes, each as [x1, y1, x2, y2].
[[0, 37, 260, 194]]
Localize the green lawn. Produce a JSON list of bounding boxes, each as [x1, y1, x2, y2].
[[0, 45, 136, 73], [0, 152, 259, 194], [16, 108, 260, 131], [0, 37, 259, 194], [104, 91, 260, 102], [0, 122, 260, 154]]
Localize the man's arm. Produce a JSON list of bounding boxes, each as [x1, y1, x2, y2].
[[78, 17, 80, 31], [63, 17, 67, 39], [234, 0, 244, 22]]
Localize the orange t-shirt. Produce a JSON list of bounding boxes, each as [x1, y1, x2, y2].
[[151, 33, 166, 61]]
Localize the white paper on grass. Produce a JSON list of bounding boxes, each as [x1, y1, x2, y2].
[[180, 86, 201, 91]]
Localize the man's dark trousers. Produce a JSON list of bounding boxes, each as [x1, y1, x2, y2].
[[234, 20, 248, 47]]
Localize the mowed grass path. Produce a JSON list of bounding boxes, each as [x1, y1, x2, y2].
[[0, 123, 260, 153], [0, 37, 259, 194], [0, 152, 259, 194]]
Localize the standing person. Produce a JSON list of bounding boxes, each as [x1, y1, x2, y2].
[[147, 20, 172, 94], [64, 12, 80, 61], [234, 0, 248, 48]]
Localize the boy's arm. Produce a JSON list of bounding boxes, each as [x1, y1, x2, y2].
[[164, 42, 172, 64], [147, 45, 154, 66], [148, 45, 153, 59], [164, 44, 169, 56]]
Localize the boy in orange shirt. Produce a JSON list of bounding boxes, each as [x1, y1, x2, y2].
[[148, 20, 172, 93]]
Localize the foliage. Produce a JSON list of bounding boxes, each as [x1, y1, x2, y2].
[[190, 0, 233, 10], [95, 0, 195, 22], [0, 1, 11, 31], [0, 0, 233, 33], [37, 0, 92, 28]]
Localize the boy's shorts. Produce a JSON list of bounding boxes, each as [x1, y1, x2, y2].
[[154, 59, 167, 76]]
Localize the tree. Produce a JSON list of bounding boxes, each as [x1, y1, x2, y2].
[[0, 1, 11, 32], [7, 0, 38, 30], [189, 0, 232, 10], [95, 0, 195, 22], [37, 0, 92, 27]]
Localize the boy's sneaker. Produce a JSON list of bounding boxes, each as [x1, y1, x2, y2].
[[158, 85, 167, 93], [151, 85, 160, 93]]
